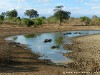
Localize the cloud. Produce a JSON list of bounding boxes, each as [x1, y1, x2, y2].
[[0, 0, 100, 17], [79, 0, 85, 2], [38, 0, 52, 3], [17, 0, 26, 2], [0, 0, 54, 17]]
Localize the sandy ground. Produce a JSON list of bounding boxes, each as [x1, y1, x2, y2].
[[0, 24, 100, 75], [64, 34, 100, 75]]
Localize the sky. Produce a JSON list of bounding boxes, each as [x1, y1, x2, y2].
[[0, 0, 100, 18]]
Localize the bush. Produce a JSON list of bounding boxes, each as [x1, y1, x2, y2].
[[0, 15, 4, 21], [4, 17, 21, 25], [21, 18, 34, 27], [80, 16, 91, 25], [91, 18, 100, 25], [34, 18, 43, 27], [12, 17, 21, 25], [46, 16, 58, 24]]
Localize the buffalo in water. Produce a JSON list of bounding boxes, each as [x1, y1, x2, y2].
[[63, 32, 72, 35], [44, 39, 52, 43], [51, 45, 60, 49], [74, 32, 82, 34]]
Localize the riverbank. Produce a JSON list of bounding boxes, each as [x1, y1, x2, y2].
[[0, 24, 100, 75], [64, 34, 100, 75]]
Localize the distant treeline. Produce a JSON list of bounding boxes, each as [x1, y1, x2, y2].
[[0, 6, 100, 27]]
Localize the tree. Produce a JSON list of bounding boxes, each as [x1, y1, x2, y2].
[[1, 12, 6, 17], [40, 16, 46, 19], [6, 9, 18, 18], [0, 15, 4, 21], [80, 16, 91, 25], [92, 15, 98, 19], [53, 5, 71, 25], [24, 9, 39, 19]]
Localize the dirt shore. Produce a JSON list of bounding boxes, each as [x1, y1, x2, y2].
[[64, 34, 100, 75], [0, 24, 100, 75]]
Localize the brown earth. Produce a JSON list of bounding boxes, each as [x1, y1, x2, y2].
[[0, 24, 100, 75], [64, 35, 100, 75]]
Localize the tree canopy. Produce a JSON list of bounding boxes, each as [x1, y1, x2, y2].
[[0, 15, 4, 21], [6, 9, 18, 18], [24, 9, 39, 19], [53, 5, 71, 25]]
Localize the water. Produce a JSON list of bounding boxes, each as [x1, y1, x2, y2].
[[6, 30, 100, 63]]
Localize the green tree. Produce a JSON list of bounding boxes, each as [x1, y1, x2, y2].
[[0, 15, 4, 21], [6, 9, 18, 18], [92, 15, 98, 19], [80, 16, 91, 25], [40, 16, 46, 19], [24, 9, 39, 19], [53, 6, 71, 25], [1, 12, 6, 17]]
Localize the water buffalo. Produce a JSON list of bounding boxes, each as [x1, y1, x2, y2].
[[74, 32, 82, 34], [44, 39, 52, 43], [51, 45, 60, 49], [63, 32, 72, 35]]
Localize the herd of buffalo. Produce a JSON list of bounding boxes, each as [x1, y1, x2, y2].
[[43, 32, 86, 49]]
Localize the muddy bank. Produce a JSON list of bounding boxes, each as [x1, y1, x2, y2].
[[0, 24, 100, 75], [64, 34, 100, 75], [0, 25, 77, 75]]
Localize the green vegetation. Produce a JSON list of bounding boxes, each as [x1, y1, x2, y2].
[[54, 6, 71, 25], [21, 18, 34, 27], [55, 37, 63, 45], [0, 15, 4, 21], [35, 17, 46, 25], [0, 6, 100, 26], [24, 9, 39, 19], [24, 34, 36, 38], [46, 16, 58, 24], [6, 9, 18, 18], [80, 16, 91, 25]]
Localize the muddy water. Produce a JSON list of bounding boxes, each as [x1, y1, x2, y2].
[[6, 30, 100, 63]]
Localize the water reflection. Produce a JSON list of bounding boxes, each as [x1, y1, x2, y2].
[[6, 30, 100, 63], [24, 34, 40, 38], [55, 37, 63, 45], [13, 36, 18, 40]]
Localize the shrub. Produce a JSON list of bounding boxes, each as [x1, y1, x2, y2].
[[0, 15, 4, 21], [11, 17, 21, 25], [46, 16, 58, 24], [34, 18, 43, 27], [4, 17, 21, 25], [91, 18, 100, 25], [80, 16, 91, 25], [21, 18, 34, 27]]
